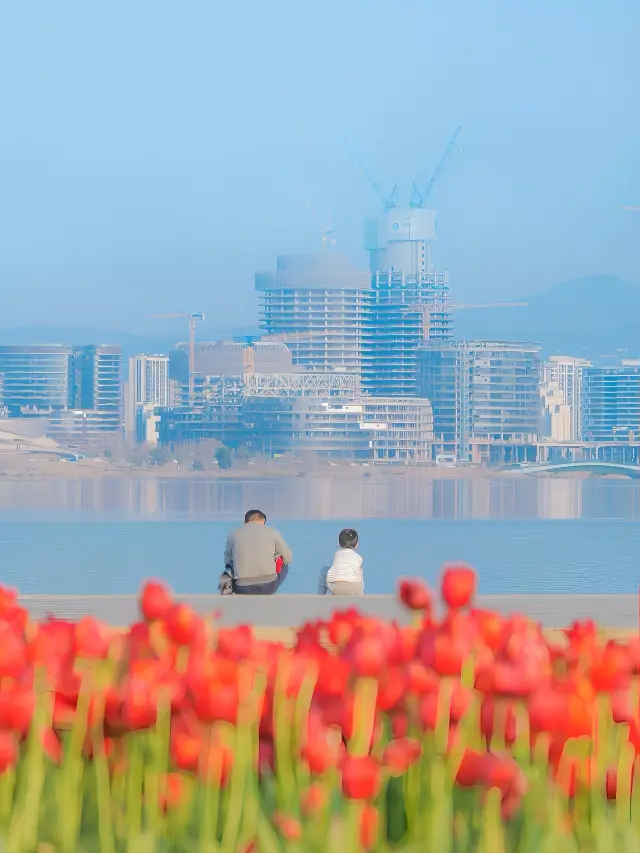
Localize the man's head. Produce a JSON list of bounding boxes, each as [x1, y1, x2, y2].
[[245, 509, 267, 524]]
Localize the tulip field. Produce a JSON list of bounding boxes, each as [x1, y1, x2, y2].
[[0, 569, 638, 851]]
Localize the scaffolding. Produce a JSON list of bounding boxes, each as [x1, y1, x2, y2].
[[244, 372, 360, 397]]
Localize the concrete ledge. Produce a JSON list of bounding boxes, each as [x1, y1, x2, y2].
[[17, 593, 640, 630]]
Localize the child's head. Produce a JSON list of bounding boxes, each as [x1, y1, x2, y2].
[[338, 528, 358, 549]]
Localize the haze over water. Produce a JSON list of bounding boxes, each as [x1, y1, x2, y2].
[[0, 476, 638, 597]]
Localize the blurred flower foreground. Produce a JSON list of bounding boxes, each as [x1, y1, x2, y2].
[[0, 565, 638, 851]]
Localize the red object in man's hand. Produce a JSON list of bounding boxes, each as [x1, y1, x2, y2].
[[275, 557, 284, 574]]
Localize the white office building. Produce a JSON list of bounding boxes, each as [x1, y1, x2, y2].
[[125, 355, 170, 443], [541, 356, 591, 441]]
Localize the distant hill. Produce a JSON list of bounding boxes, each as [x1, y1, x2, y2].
[[454, 275, 640, 360]]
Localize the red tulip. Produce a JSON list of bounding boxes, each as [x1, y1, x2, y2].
[[301, 724, 341, 775], [470, 608, 504, 651], [191, 679, 238, 725], [383, 737, 422, 775], [170, 730, 201, 773], [0, 732, 18, 772], [40, 728, 63, 764], [0, 685, 35, 734], [273, 813, 303, 841], [216, 626, 254, 660], [74, 617, 112, 659], [159, 773, 186, 811], [376, 666, 407, 712], [316, 655, 351, 698], [301, 782, 327, 817], [441, 564, 476, 610], [419, 683, 472, 731], [164, 603, 201, 647], [588, 642, 632, 693], [348, 636, 387, 678], [398, 579, 432, 611], [139, 580, 173, 622], [0, 625, 27, 679], [119, 682, 158, 731], [341, 755, 381, 800], [360, 804, 380, 849]]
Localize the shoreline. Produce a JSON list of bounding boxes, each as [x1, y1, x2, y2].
[[0, 453, 596, 482]]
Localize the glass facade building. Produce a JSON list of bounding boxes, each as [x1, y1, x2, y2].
[[581, 363, 640, 442], [0, 345, 73, 416], [417, 341, 541, 461]]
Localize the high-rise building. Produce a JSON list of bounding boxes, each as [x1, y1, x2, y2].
[[129, 355, 170, 408], [255, 253, 370, 375], [581, 360, 640, 442], [72, 345, 122, 419], [125, 355, 170, 443], [363, 206, 452, 396], [0, 345, 73, 416], [417, 341, 541, 462], [541, 356, 591, 441]]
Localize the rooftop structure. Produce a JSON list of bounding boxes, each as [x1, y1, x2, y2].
[[417, 341, 541, 462], [256, 253, 370, 375], [169, 340, 294, 385]]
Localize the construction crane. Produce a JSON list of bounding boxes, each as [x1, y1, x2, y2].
[[306, 201, 336, 250], [237, 332, 329, 375], [343, 136, 399, 210], [410, 126, 462, 209], [402, 301, 528, 340], [149, 312, 205, 403]]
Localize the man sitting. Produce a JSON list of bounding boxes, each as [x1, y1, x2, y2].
[[220, 509, 292, 595]]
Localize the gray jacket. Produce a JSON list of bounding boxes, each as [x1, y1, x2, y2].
[[224, 523, 293, 587]]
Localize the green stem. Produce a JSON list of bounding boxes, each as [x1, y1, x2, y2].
[[274, 657, 297, 812], [126, 734, 144, 852], [349, 678, 378, 757], [94, 744, 116, 853]]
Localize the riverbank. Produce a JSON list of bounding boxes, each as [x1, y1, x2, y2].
[[0, 451, 569, 481]]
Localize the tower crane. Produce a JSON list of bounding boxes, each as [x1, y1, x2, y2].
[[236, 332, 329, 375], [343, 136, 399, 210], [410, 126, 462, 209], [402, 301, 528, 340], [306, 201, 336, 250], [149, 312, 205, 403]]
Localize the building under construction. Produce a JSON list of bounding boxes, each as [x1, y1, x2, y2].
[[157, 347, 432, 462], [362, 203, 452, 395], [255, 253, 370, 375], [416, 341, 541, 463]]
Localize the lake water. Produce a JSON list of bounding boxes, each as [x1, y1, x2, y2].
[[0, 474, 639, 596]]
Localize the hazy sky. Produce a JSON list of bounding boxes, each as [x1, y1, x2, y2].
[[0, 0, 637, 331]]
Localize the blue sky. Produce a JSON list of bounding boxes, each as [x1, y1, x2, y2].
[[0, 0, 637, 330]]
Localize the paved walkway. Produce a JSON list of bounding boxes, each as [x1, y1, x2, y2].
[[17, 593, 639, 629]]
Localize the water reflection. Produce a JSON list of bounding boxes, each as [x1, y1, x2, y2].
[[0, 475, 639, 520]]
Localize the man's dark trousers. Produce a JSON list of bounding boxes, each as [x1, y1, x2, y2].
[[232, 565, 289, 595]]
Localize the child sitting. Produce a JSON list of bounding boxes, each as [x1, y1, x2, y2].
[[323, 528, 364, 596]]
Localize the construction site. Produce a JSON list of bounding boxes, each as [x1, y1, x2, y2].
[[147, 127, 543, 466]]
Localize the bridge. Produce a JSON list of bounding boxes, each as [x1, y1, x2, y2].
[[507, 460, 640, 479]]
